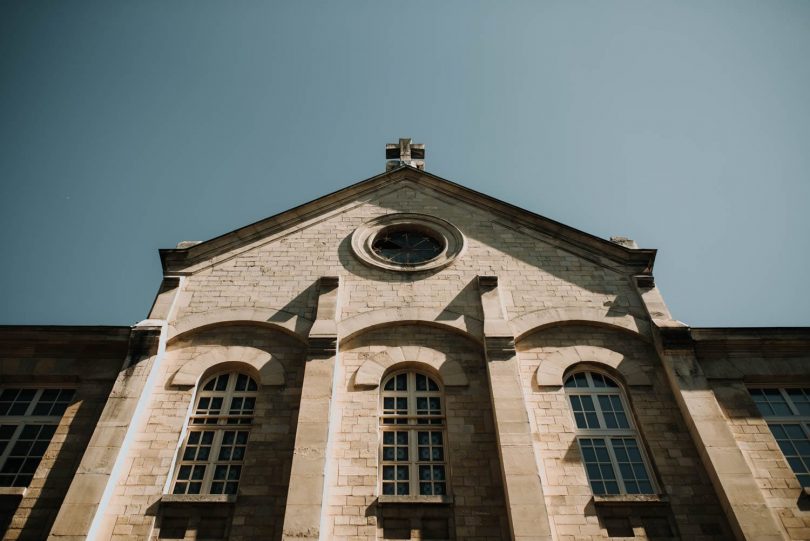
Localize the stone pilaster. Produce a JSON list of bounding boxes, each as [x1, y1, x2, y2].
[[47, 323, 162, 541], [281, 277, 340, 541], [634, 276, 785, 541], [477, 276, 552, 541]]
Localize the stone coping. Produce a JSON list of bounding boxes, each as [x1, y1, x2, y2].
[[160, 494, 237, 504], [592, 494, 668, 506], [377, 495, 454, 505]]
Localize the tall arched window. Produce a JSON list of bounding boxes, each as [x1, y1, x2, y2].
[[565, 370, 655, 495], [380, 371, 447, 497], [171, 372, 258, 495]]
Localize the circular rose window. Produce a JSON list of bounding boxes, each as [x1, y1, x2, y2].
[[351, 213, 465, 272], [371, 228, 444, 265]]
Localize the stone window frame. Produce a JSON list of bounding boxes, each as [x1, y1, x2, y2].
[[169, 372, 258, 496], [351, 213, 466, 273], [564, 370, 657, 496], [748, 387, 810, 487], [379, 370, 449, 499], [0, 387, 75, 488]]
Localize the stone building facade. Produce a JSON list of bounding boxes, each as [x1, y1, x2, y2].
[[2, 140, 809, 541]]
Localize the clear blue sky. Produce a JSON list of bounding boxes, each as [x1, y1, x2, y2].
[[1, 0, 808, 327]]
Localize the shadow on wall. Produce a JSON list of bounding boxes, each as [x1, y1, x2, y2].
[[158, 324, 308, 541], [361, 183, 641, 299], [15, 393, 109, 540]]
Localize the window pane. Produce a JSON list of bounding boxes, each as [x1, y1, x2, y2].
[[768, 423, 810, 487], [379, 372, 448, 498], [610, 438, 653, 494], [592, 374, 608, 388], [1, 389, 37, 416], [570, 395, 600, 429], [416, 374, 427, 391], [174, 373, 255, 495], [564, 373, 588, 388], [787, 389, 810, 416], [579, 438, 619, 495], [395, 374, 407, 391], [0, 423, 57, 487], [598, 394, 629, 430], [751, 388, 793, 417]]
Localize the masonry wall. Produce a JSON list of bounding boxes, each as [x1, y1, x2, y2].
[[518, 326, 733, 540], [699, 350, 810, 541], [329, 325, 510, 541], [99, 326, 305, 541], [0, 329, 128, 541], [6, 174, 810, 541], [174, 180, 643, 335]]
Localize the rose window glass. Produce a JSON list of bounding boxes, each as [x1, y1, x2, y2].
[[371, 229, 443, 265]]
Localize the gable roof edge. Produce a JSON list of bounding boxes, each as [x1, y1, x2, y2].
[[159, 166, 656, 275]]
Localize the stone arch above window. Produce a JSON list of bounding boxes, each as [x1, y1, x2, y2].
[[534, 346, 651, 387], [511, 307, 651, 343], [353, 347, 469, 389], [167, 306, 311, 345], [170, 346, 285, 387], [338, 308, 483, 347]]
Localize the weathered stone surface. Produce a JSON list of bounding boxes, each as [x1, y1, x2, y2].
[[2, 164, 808, 541]]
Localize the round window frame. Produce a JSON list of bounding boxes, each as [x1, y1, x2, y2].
[[351, 213, 465, 272]]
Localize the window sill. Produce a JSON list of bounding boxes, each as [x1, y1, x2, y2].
[[378, 495, 453, 505], [593, 494, 668, 506], [0, 487, 26, 498], [160, 494, 237, 504]]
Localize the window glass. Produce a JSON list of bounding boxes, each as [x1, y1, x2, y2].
[[749, 388, 810, 487], [172, 373, 257, 495], [380, 371, 447, 497], [564, 371, 655, 495], [0, 388, 74, 487]]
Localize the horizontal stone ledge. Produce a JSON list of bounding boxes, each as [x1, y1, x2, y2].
[[592, 494, 669, 506], [0, 486, 26, 497], [377, 494, 453, 505], [160, 493, 236, 505]]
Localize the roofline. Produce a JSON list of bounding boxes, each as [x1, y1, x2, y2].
[[160, 165, 657, 274], [0, 325, 132, 332], [690, 327, 810, 341]]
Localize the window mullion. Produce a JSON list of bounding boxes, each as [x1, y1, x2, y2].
[[0, 424, 24, 467], [781, 388, 801, 417], [593, 394, 609, 430], [604, 437, 627, 494], [203, 428, 225, 493], [410, 429, 418, 495], [23, 389, 43, 417]]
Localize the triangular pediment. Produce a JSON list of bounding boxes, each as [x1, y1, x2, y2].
[[159, 166, 655, 276]]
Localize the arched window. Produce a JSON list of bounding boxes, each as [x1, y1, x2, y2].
[[565, 370, 655, 495], [380, 371, 447, 497], [171, 372, 258, 495]]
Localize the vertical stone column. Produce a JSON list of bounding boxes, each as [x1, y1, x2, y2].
[[634, 277, 784, 541], [282, 276, 340, 541], [477, 276, 552, 541], [48, 322, 162, 541]]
